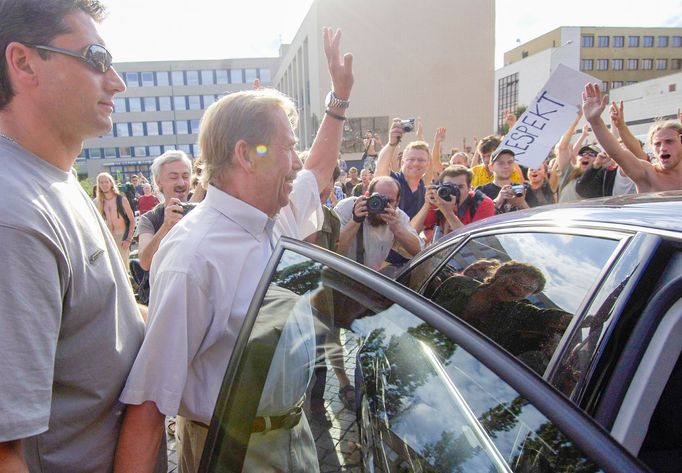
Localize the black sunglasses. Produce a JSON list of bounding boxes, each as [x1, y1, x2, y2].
[[25, 43, 112, 73]]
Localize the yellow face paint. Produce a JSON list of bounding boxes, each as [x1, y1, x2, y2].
[[256, 145, 268, 156]]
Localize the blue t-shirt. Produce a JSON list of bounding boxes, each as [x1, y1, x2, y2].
[[387, 171, 425, 265]]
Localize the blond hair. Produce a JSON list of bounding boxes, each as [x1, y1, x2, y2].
[[95, 172, 119, 217]]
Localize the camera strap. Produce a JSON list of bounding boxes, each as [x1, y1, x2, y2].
[[355, 222, 365, 265]]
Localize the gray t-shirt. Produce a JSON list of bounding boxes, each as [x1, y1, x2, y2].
[[0, 140, 145, 472]]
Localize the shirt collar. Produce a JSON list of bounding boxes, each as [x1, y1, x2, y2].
[[204, 184, 277, 241]]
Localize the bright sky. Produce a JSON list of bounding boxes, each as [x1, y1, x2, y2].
[[99, 0, 682, 68]]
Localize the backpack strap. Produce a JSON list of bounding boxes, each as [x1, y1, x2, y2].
[[355, 222, 365, 265]]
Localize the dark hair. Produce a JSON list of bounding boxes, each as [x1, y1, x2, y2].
[[439, 165, 473, 186], [0, 0, 107, 109], [477, 135, 502, 155], [332, 165, 341, 182]]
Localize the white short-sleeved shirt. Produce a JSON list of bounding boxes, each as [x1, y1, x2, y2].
[[120, 170, 320, 424], [334, 196, 421, 271]]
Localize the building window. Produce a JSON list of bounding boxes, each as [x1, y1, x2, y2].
[[596, 59, 608, 70], [200, 70, 214, 85], [611, 81, 623, 89], [245, 68, 258, 83], [156, 71, 170, 86], [202, 95, 216, 107], [114, 97, 127, 112], [656, 59, 668, 70], [612, 59, 623, 70], [600, 81, 609, 92], [643, 36, 654, 48], [259, 68, 271, 83], [146, 122, 159, 136], [628, 36, 640, 47], [88, 148, 103, 159], [598, 36, 609, 47], [173, 96, 187, 110], [672, 59, 682, 70], [642, 58, 653, 70], [149, 146, 161, 156], [178, 144, 192, 155], [125, 72, 139, 87], [613, 36, 624, 48], [496, 72, 518, 133], [104, 147, 117, 158], [141, 72, 154, 86], [130, 122, 144, 136], [171, 71, 184, 86], [128, 97, 142, 112], [190, 119, 200, 134], [187, 95, 201, 110], [216, 70, 229, 84], [134, 146, 147, 157], [176, 121, 189, 134], [143, 97, 157, 112], [115, 123, 130, 137], [581, 35, 594, 47], [230, 69, 243, 83], [159, 96, 172, 111], [119, 147, 132, 158], [160, 121, 174, 135], [627, 58, 638, 70], [626, 81, 637, 86], [674, 36, 682, 47], [186, 70, 199, 85], [580, 59, 593, 71], [658, 36, 669, 47]]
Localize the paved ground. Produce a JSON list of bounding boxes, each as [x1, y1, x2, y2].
[[166, 331, 361, 472]]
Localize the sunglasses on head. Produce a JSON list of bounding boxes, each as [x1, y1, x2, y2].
[[25, 43, 112, 73]]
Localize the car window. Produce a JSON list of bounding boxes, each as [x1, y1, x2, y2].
[[203, 246, 644, 473], [421, 232, 620, 375], [397, 237, 461, 291]]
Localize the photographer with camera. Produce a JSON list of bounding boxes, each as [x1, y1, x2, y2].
[[335, 176, 422, 271], [136, 150, 194, 272], [478, 148, 530, 214], [413, 165, 495, 245]]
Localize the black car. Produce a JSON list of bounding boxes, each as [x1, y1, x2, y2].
[[200, 193, 682, 473]]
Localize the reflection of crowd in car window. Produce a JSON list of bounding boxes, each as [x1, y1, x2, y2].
[[431, 260, 571, 374]]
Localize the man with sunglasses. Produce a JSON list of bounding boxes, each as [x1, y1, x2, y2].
[[0, 1, 146, 473]]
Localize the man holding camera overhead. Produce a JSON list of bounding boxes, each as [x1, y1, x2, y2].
[[412, 165, 495, 245], [477, 148, 530, 214], [335, 176, 422, 271]]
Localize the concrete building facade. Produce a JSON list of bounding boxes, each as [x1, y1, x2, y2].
[[79, 57, 280, 180], [274, 0, 495, 158], [81, 0, 494, 179], [495, 26, 682, 133]]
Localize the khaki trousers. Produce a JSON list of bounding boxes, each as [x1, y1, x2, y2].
[[176, 416, 209, 473]]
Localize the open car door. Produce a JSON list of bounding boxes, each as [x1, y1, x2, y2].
[[199, 237, 650, 473]]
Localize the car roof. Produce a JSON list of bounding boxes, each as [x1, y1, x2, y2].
[[442, 191, 682, 240]]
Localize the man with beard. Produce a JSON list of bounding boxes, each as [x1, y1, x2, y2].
[[136, 150, 192, 271], [335, 176, 422, 271], [582, 82, 682, 192]]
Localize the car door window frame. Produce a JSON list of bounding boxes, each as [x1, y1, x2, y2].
[[202, 237, 648, 473]]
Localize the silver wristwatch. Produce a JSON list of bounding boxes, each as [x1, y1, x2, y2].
[[325, 91, 350, 109]]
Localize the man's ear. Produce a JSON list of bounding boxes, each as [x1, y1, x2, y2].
[[5, 42, 39, 87], [232, 139, 255, 172]]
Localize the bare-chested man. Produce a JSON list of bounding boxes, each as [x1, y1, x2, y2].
[[582, 83, 682, 192], [95, 172, 136, 266]]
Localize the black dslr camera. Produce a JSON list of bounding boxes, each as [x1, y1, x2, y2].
[[437, 183, 460, 202], [366, 193, 389, 214]]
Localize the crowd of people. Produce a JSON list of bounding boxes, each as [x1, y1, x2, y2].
[[1, 1, 682, 473]]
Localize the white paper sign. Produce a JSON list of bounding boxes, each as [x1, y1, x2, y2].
[[500, 64, 597, 169]]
